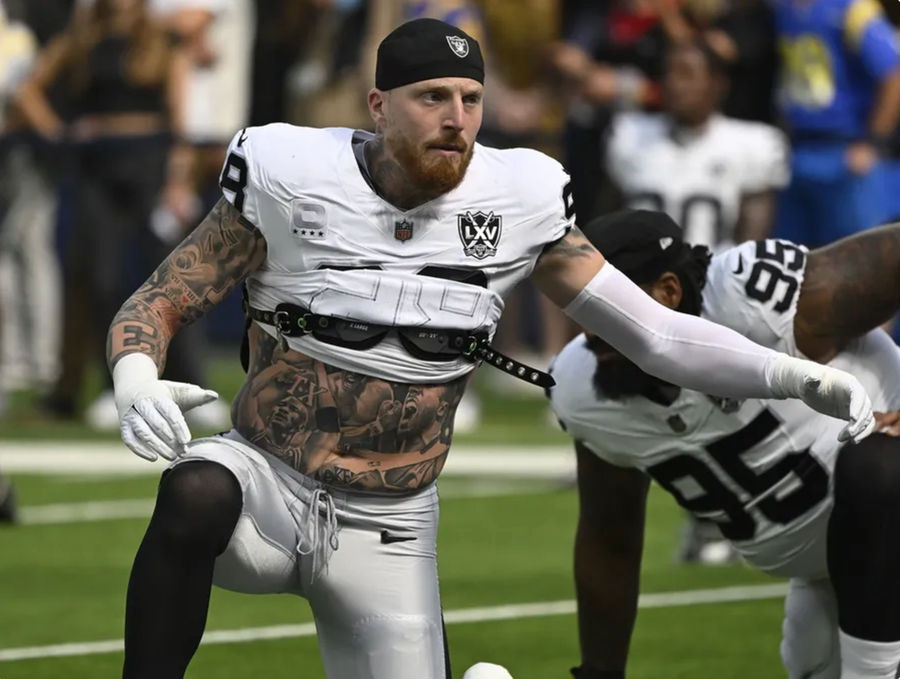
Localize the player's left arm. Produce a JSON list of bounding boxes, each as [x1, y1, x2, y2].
[[532, 226, 607, 305], [533, 228, 873, 440], [794, 222, 900, 362]]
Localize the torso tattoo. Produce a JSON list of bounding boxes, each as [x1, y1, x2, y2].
[[233, 324, 467, 493]]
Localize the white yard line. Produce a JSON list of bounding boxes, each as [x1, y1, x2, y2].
[[0, 442, 574, 478], [17, 482, 564, 526], [18, 499, 157, 525], [0, 583, 788, 663]]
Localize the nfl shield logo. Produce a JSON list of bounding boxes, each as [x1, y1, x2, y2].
[[457, 211, 501, 259], [394, 219, 414, 241], [446, 35, 469, 58]]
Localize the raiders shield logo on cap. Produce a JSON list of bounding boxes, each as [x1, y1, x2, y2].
[[394, 219, 414, 241], [446, 35, 469, 58], [458, 211, 501, 259]]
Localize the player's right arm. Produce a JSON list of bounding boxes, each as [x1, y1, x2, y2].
[[106, 197, 266, 372], [573, 442, 649, 678], [106, 197, 266, 461]]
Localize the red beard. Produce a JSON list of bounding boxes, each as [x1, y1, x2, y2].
[[388, 129, 474, 196]]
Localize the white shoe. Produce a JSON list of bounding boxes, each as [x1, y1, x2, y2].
[[454, 391, 482, 434], [185, 398, 231, 431], [462, 663, 514, 679], [84, 389, 119, 431]]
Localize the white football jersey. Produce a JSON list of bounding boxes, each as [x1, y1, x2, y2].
[[606, 113, 789, 249], [220, 124, 574, 383], [549, 239, 900, 573], [153, 0, 254, 142]]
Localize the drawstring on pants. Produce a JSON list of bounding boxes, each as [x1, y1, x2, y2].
[[293, 487, 340, 583]]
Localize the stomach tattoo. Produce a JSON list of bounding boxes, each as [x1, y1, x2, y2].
[[232, 325, 467, 493]]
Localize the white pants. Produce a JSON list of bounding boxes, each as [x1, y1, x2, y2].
[[170, 431, 449, 679], [781, 578, 840, 679]]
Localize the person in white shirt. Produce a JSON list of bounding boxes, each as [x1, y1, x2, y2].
[[607, 40, 789, 251], [107, 19, 873, 679]]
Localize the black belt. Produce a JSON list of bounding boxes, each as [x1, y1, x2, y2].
[[243, 300, 554, 389]]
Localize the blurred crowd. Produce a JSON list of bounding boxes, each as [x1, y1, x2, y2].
[[1, 0, 899, 433]]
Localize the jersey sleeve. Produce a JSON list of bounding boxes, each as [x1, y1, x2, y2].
[[546, 158, 577, 244], [508, 149, 576, 249], [701, 239, 808, 355], [740, 125, 791, 194], [844, 0, 900, 80], [219, 127, 263, 227]]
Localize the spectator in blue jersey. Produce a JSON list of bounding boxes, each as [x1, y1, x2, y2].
[[774, 0, 900, 248]]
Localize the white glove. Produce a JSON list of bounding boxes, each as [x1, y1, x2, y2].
[[462, 663, 514, 679], [766, 354, 875, 444], [113, 353, 219, 461]]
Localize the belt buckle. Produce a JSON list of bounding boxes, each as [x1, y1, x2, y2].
[[274, 309, 310, 337], [461, 335, 482, 359], [274, 309, 293, 335]]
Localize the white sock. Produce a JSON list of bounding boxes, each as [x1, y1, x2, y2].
[[840, 630, 900, 678]]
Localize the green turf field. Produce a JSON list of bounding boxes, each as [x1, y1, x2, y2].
[[0, 468, 787, 678], [0, 362, 789, 678]]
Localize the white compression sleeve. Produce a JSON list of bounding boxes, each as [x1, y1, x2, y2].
[[563, 263, 781, 399]]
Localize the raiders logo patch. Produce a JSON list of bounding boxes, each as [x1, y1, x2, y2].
[[446, 35, 469, 58], [457, 211, 501, 259]]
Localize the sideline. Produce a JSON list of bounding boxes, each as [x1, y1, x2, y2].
[[0, 442, 575, 478]]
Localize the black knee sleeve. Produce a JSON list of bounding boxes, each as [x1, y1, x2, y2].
[[828, 433, 900, 640], [150, 461, 242, 556]]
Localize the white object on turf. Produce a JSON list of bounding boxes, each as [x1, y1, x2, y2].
[[84, 390, 118, 431], [112, 353, 218, 462], [453, 391, 481, 434], [185, 398, 232, 431], [462, 662, 514, 679]]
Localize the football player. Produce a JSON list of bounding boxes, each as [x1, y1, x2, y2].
[[108, 18, 874, 679], [549, 210, 900, 679], [607, 40, 789, 250]]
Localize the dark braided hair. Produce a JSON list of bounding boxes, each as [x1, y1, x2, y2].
[[668, 243, 713, 316]]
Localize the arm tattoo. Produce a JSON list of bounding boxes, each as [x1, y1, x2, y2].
[[797, 222, 900, 360], [540, 226, 596, 262], [233, 326, 465, 492], [107, 197, 266, 371]]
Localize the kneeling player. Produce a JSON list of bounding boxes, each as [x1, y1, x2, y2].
[[549, 211, 900, 679]]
